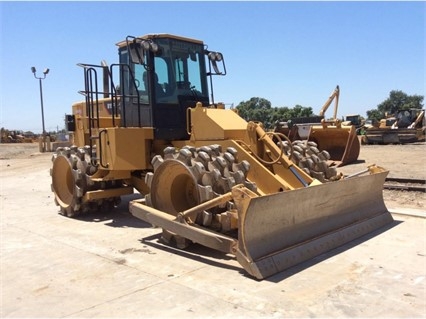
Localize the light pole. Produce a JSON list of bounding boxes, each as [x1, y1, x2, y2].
[[31, 67, 49, 151]]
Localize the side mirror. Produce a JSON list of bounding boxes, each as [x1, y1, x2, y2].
[[126, 36, 161, 65], [129, 41, 145, 65], [126, 36, 146, 65], [206, 50, 226, 76]]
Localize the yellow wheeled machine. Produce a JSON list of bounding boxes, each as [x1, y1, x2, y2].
[[274, 85, 361, 167], [51, 34, 393, 279], [363, 109, 425, 144]]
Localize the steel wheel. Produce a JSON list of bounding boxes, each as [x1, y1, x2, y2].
[[50, 146, 97, 217], [144, 144, 256, 242]]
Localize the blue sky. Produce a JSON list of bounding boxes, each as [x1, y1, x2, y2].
[[0, 1, 424, 133]]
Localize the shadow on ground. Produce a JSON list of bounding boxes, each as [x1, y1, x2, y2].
[[76, 193, 151, 229], [137, 218, 402, 282]]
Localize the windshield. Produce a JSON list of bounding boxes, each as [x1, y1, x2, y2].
[[119, 37, 209, 106], [153, 38, 208, 104]]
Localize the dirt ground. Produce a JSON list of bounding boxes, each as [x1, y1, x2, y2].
[[337, 142, 426, 210], [0, 141, 424, 210], [1, 142, 425, 318]]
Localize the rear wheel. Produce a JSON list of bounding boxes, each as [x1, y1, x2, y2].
[[50, 146, 120, 217], [51, 147, 91, 216]]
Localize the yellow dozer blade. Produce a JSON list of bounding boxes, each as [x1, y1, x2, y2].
[[234, 169, 391, 279], [130, 165, 392, 280], [308, 122, 360, 167]]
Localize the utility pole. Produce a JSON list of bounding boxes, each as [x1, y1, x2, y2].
[[31, 67, 49, 152]]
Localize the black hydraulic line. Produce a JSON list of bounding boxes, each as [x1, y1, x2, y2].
[[289, 166, 309, 187]]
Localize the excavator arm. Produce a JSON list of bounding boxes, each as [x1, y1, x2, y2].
[[318, 85, 340, 119]]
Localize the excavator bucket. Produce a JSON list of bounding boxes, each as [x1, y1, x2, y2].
[[308, 124, 360, 166], [130, 167, 393, 280]]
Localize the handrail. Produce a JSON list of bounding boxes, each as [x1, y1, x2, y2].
[[77, 62, 142, 170], [97, 129, 109, 169]]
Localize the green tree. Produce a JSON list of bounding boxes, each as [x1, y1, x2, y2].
[[236, 97, 271, 119], [236, 97, 315, 129], [270, 107, 291, 124], [288, 104, 314, 118], [236, 97, 272, 127], [365, 109, 384, 122]]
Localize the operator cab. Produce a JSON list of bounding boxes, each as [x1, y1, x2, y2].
[[117, 34, 225, 140]]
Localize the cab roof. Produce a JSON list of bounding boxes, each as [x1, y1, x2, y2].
[[116, 33, 204, 48]]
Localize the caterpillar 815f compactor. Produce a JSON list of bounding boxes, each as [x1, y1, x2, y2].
[[51, 34, 393, 280]]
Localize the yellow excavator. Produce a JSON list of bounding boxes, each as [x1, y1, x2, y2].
[[51, 33, 393, 280], [274, 85, 360, 167]]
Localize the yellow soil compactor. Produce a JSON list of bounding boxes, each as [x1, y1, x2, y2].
[[51, 34, 393, 279], [274, 85, 360, 167]]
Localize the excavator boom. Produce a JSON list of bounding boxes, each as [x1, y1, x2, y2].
[[319, 85, 340, 119]]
